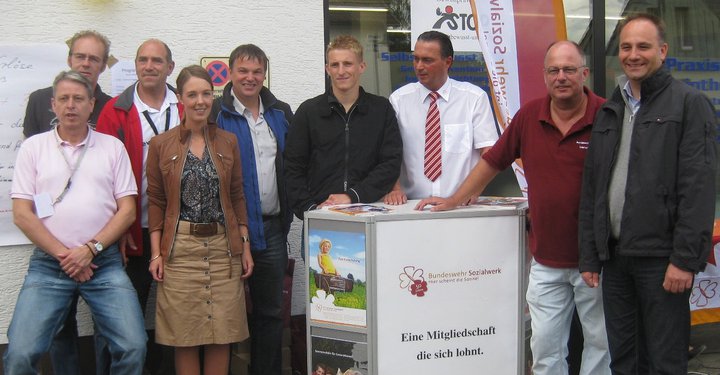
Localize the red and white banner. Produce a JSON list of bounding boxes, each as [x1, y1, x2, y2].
[[411, 0, 565, 194], [470, 0, 566, 194]]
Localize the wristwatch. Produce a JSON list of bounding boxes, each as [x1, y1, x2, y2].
[[90, 239, 104, 254]]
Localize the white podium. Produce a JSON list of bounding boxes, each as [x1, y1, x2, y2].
[[305, 199, 528, 375]]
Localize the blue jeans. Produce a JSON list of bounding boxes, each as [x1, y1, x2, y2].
[[4, 245, 147, 375], [602, 254, 690, 375], [526, 259, 610, 375], [48, 296, 82, 375], [248, 216, 288, 375], [50, 298, 107, 375]]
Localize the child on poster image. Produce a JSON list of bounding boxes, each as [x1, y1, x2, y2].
[[312, 363, 327, 375], [318, 238, 340, 276]]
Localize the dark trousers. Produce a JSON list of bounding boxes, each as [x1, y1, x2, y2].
[[126, 229, 154, 317], [248, 216, 288, 375], [602, 254, 690, 375]]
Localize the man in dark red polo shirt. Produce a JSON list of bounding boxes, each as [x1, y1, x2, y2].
[[416, 41, 610, 375]]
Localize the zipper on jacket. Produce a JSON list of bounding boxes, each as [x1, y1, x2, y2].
[[604, 105, 630, 250], [167, 153, 184, 260], [331, 104, 357, 193], [213, 150, 232, 259], [705, 122, 711, 164], [204, 131, 234, 279]]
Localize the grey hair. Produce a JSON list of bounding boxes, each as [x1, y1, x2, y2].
[[52, 70, 93, 98]]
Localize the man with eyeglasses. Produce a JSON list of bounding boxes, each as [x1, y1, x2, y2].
[[23, 30, 112, 138], [417, 41, 610, 375], [579, 13, 716, 374], [18, 29, 114, 375]]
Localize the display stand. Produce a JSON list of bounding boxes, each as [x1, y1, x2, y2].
[[305, 199, 528, 375]]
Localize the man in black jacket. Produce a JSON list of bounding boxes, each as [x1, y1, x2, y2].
[[24, 30, 112, 137], [578, 13, 716, 374], [285, 35, 402, 219]]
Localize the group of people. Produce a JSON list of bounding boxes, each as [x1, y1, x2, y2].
[[3, 11, 716, 375], [415, 13, 716, 375], [6, 36, 290, 375]]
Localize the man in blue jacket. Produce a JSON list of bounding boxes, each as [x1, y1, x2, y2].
[[579, 13, 716, 374], [211, 44, 292, 375]]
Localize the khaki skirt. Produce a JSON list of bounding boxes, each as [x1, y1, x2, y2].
[[155, 225, 248, 346]]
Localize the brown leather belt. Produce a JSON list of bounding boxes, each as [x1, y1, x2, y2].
[[177, 221, 224, 237]]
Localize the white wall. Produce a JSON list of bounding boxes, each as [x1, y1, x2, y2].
[[0, 0, 324, 344]]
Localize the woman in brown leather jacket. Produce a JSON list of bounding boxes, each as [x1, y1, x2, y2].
[[146, 65, 253, 375]]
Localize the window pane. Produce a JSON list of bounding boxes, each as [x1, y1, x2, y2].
[[605, 0, 720, 221]]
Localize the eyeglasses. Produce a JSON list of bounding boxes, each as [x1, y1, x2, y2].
[[544, 66, 585, 76], [71, 53, 103, 65]]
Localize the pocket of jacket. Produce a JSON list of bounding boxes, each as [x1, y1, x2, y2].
[[639, 114, 681, 129], [216, 152, 234, 172], [705, 122, 714, 164], [656, 184, 676, 232], [159, 154, 179, 180]]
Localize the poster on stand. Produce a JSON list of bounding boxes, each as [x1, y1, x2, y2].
[[308, 228, 367, 327], [374, 215, 522, 374], [310, 335, 368, 375]]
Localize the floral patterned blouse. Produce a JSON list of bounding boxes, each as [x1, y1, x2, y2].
[[179, 148, 225, 225]]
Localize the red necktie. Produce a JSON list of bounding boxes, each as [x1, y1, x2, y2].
[[424, 91, 442, 182]]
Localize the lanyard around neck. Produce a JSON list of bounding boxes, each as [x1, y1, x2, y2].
[[142, 106, 171, 136], [54, 132, 90, 205]]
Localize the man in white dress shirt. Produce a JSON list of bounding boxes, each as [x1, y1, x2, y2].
[[384, 30, 498, 204]]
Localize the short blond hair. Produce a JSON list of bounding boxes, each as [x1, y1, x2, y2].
[[326, 35, 363, 62], [319, 239, 332, 249]]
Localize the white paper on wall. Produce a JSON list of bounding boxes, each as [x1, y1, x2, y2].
[[0, 44, 68, 246]]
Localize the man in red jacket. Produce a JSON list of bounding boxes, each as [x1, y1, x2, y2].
[[96, 38, 181, 374]]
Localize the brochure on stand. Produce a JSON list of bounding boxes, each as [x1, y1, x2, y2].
[[328, 204, 392, 216]]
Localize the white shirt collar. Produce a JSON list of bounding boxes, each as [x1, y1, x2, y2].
[[620, 77, 641, 111], [133, 82, 178, 113], [419, 78, 452, 104], [231, 90, 264, 117]]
